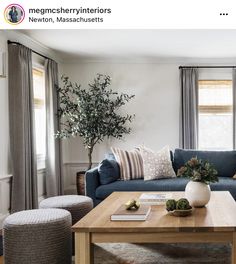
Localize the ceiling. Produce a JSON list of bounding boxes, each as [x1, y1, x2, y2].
[[21, 30, 236, 62]]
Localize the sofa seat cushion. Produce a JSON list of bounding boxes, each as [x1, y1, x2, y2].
[[210, 177, 236, 199], [95, 177, 236, 200], [96, 178, 189, 200], [174, 149, 236, 177]]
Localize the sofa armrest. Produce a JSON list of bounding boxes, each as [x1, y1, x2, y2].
[[85, 167, 100, 205]]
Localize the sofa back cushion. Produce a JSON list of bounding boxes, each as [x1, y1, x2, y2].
[[174, 148, 236, 177], [98, 159, 120, 185]]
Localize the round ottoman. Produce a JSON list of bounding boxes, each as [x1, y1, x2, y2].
[[39, 195, 93, 225], [3, 209, 72, 264], [39, 195, 93, 255]]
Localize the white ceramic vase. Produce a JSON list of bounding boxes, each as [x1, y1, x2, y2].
[[185, 181, 211, 208]]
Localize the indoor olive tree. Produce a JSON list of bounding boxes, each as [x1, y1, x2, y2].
[[56, 74, 135, 170]]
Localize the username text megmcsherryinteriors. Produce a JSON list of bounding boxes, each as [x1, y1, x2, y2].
[[28, 7, 112, 23]]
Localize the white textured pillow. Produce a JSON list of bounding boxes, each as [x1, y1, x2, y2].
[[139, 146, 176, 181]]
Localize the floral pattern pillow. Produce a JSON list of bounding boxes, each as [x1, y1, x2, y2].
[[139, 146, 176, 181]]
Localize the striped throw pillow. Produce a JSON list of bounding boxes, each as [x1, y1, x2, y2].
[[111, 147, 144, 181]]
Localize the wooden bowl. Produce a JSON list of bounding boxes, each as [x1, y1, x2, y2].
[[167, 208, 193, 217]]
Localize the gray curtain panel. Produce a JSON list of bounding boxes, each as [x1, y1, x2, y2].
[[8, 43, 38, 213], [45, 59, 63, 197], [180, 68, 199, 149], [233, 68, 236, 149]]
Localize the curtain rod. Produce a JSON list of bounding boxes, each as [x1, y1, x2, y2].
[[7, 40, 52, 61], [179, 66, 236, 69]]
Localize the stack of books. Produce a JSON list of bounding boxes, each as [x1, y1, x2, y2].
[[110, 205, 151, 221], [139, 193, 172, 205]]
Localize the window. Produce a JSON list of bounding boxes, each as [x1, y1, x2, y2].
[[33, 67, 46, 167], [198, 80, 233, 150]]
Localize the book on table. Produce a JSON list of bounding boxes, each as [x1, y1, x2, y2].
[[110, 205, 151, 221], [139, 193, 172, 205]]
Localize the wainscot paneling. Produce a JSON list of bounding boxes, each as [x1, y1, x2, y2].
[[0, 175, 12, 228], [63, 162, 99, 194], [37, 169, 46, 203]]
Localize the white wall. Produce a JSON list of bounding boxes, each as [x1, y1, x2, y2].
[[61, 62, 180, 191], [0, 32, 11, 226], [0, 33, 9, 178], [62, 62, 180, 162]]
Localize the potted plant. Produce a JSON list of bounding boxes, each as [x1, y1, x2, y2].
[[177, 157, 218, 207], [56, 74, 135, 193]]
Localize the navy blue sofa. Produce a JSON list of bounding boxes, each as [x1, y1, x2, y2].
[[85, 149, 236, 206]]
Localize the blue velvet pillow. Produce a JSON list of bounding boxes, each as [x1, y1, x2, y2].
[[98, 159, 120, 185]]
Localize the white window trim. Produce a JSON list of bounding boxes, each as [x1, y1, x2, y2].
[[198, 78, 233, 150], [33, 62, 46, 169]]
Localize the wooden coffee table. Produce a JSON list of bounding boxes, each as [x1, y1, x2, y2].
[[72, 191, 236, 264]]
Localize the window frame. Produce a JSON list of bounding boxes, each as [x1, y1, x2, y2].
[[32, 63, 46, 169], [198, 80, 233, 114], [198, 79, 233, 150]]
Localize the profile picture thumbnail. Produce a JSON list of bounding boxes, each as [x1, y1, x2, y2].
[[4, 4, 25, 25]]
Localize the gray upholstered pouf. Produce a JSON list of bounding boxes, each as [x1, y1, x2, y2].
[[3, 209, 72, 264], [39, 195, 93, 225]]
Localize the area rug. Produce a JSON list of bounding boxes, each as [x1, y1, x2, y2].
[[0, 236, 2, 256], [93, 243, 231, 264]]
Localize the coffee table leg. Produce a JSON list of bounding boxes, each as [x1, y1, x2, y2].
[[232, 232, 236, 264], [75, 232, 94, 264]]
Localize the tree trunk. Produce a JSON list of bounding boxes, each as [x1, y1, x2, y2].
[[87, 147, 93, 170]]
